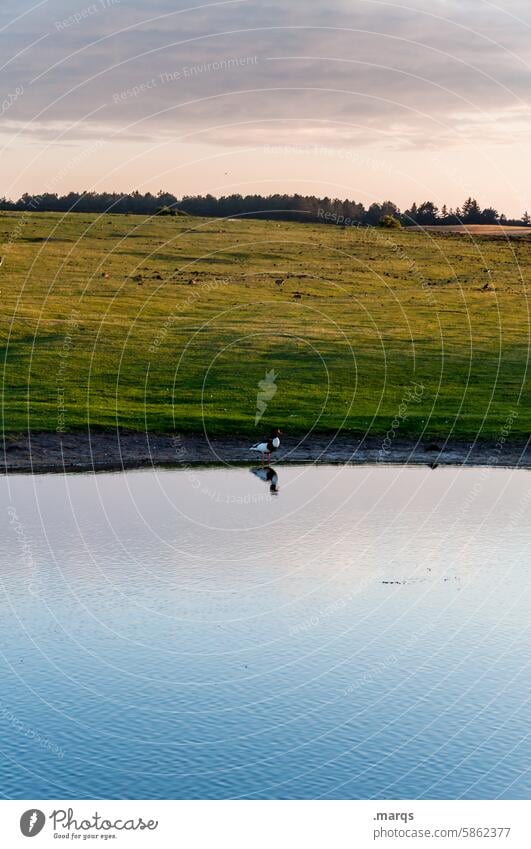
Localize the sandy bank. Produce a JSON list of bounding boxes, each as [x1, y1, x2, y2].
[[1, 431, 529, 474]]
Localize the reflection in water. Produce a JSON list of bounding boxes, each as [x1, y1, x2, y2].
[[0, 464, 529, 800], [250, 465, 279, 494]]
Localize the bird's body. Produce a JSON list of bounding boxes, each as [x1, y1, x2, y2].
[[250, 436, 280, 454], [249, 428, 281, 462]]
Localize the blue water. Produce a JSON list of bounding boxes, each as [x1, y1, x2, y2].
[[1, 465, 529, 799]]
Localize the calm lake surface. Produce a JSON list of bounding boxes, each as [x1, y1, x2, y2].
[[1, 465, 529, 799]]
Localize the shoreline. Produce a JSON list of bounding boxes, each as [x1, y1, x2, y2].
[[1, 431, 529, 474]]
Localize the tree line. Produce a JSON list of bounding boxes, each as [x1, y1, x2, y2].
[[0, 190, 528, 227]]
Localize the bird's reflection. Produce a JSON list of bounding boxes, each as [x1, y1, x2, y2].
[[250, 466, 279, 495]]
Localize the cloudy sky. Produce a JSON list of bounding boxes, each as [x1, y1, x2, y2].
[[1, 0, 531, 213]]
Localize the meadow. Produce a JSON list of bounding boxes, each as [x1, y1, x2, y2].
[[0, 211, 529, 442]]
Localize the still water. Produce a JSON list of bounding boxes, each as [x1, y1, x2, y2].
[[1, 464, 529, 799]]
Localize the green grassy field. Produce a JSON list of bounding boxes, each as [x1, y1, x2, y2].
[[0, 211, 529, 441]]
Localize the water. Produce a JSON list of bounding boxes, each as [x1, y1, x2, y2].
[[1, 464, 529, 799]]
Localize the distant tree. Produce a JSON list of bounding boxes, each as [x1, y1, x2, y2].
[[366, 202, 383, 225], [404, 202, 418, 224], [378, 214, 401, 229], [522, 210, 531, 225], [0, 189, 520, 228], [380, 200, 400, 218], [416, 201, 439, 225], [480, 207, 498, 224], [343, 199, 365, 222], [461, 197, 482, 224]]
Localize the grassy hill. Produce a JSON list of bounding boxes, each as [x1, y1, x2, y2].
[[0, 211, 529, 441]]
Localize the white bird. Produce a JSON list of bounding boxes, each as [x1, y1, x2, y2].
[[249, 428, 282, 463]]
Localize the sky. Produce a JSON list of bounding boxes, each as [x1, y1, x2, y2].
[[1, 0, 531, 215]]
